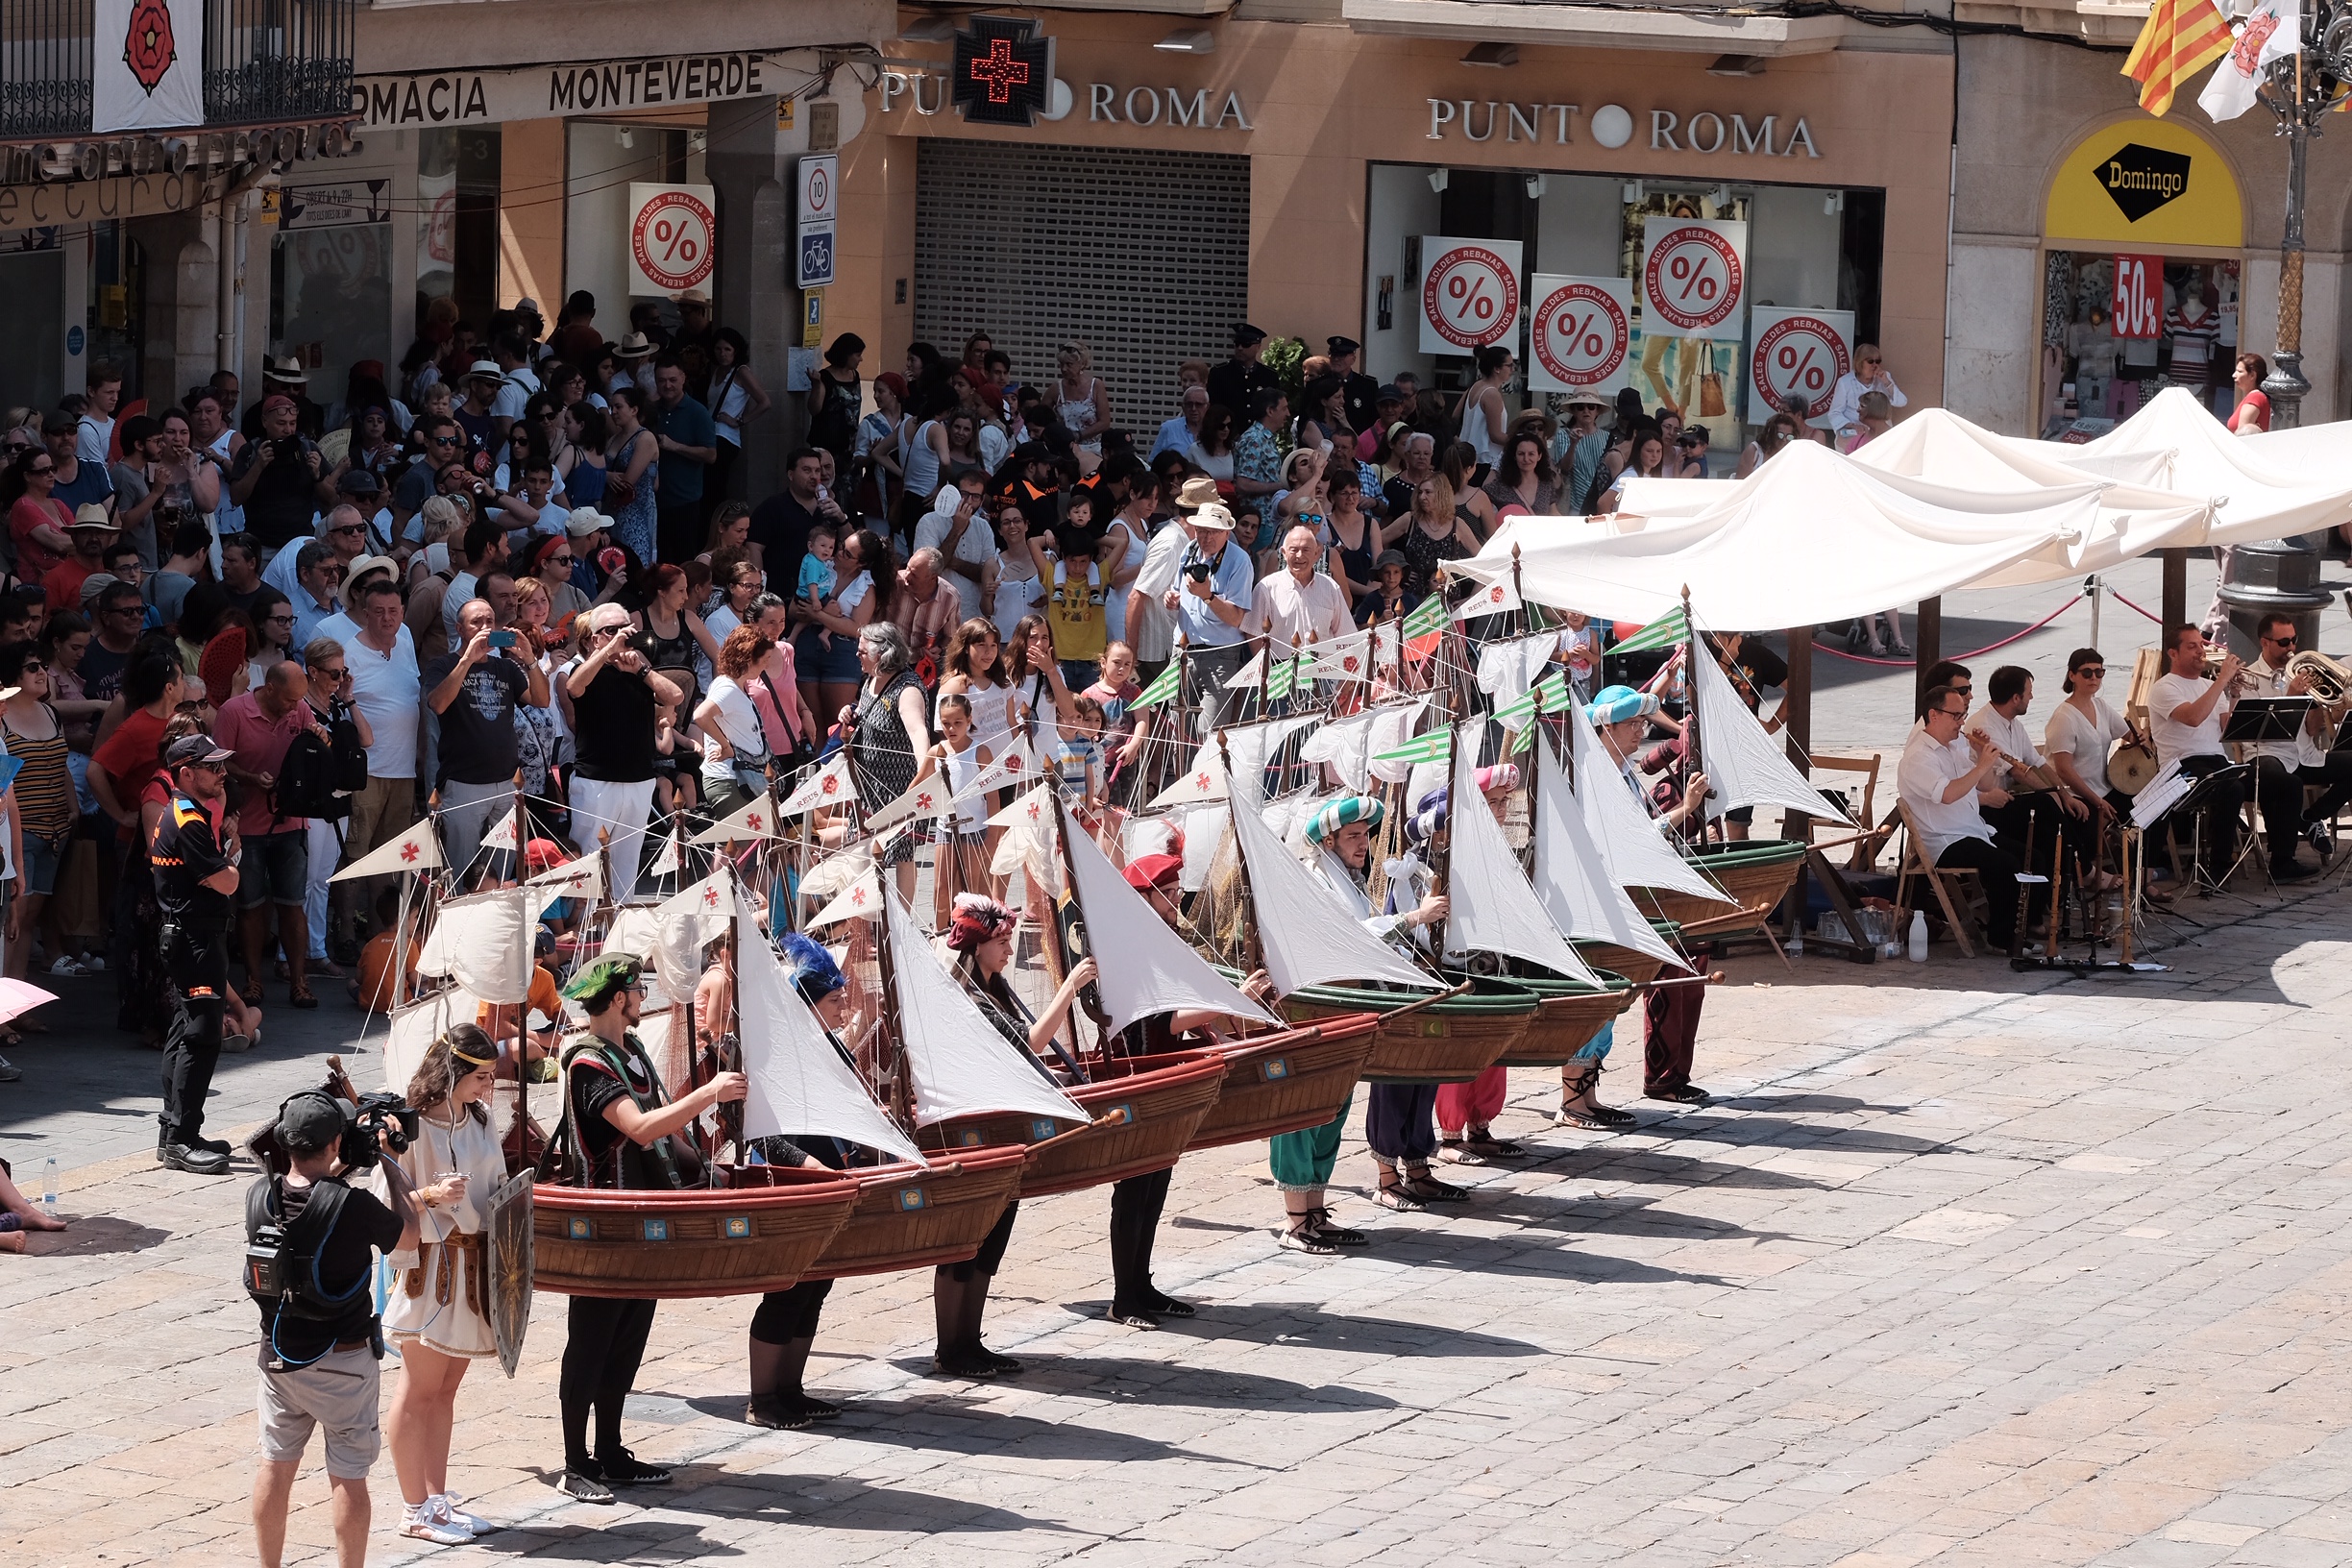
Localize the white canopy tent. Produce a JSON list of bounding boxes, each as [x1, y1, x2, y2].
[[1453, 441, 2101, 628]]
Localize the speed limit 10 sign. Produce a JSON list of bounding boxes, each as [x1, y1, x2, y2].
[[1417, 235, 1523, 355], [1528, 274, 1631, 397], [1640, 216, 1747, 339], [1747, 307, 1853, 423]]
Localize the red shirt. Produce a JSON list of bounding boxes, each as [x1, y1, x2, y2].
[[96, 705, 170, 840], [41, 556, 98, 614], [213, 689, 312, 836], [9, 497, 70, 580]]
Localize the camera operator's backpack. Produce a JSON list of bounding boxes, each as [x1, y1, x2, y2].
[[243, 1175, 366, 1362]]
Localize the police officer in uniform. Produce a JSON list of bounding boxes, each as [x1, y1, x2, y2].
[[1207, 323, 1280, 430], [547, 954, 747, 1503], [154, 733, 242, 1175], [1329, 335, 1383, 443]]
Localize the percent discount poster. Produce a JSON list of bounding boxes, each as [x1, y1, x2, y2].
[[1528, 275, 1632, 398], [1746, 307, 1854, 423], [1418, 236, 1523, 356], [627, 183, 718, 298], [1639, 217, 1747, 341]]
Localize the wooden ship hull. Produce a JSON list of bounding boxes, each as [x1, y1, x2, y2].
[[1573, 919, 1683, 988], [800, 1142, 1031, 1280], [532, 1167, 862, 1299], [1188, 1016, 1383, 1150], [1631, 839, 1807, 937], [1281, 980, 1539, 1084], [1494, 970, 1639, 1067], [922, 1049, 1230, 1198]]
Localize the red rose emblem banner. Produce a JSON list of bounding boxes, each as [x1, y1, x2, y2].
[[95, 0, 205, 133]]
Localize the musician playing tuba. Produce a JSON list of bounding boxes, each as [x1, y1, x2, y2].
[[2244, 613, 2352, 874]]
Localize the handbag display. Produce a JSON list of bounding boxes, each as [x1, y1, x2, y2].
[[1699, 370, 1727, 418]]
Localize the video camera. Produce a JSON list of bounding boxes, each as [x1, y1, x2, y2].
[[244, 1088, 419, 1176]]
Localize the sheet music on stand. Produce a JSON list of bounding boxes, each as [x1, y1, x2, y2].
[[2221, 696, 2314, 746], [2130, 761, 2193, 831]]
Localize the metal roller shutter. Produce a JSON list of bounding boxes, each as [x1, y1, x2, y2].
[[915, 138, 1251, 433]]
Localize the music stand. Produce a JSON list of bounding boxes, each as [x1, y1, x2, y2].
[[2222, 696, 2315, 747], [2149, 760, 2258, 898]]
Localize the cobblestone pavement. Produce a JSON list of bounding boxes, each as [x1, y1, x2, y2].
[[9, 872, 2352, 1566]]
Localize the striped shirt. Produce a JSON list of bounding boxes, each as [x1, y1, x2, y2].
[[2, 704, 75, 838]]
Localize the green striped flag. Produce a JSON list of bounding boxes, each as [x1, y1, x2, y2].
[[1511, 720, 1537, 755], [1610, 607, 1689, 655], [1402, 592, 1449, 640], [1264, 654, 1303, 702], [1491, 670, 1569, 727], [1373, 728, 1453, 765], [1130, 659, 1184, 712]]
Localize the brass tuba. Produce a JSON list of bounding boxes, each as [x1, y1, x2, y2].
[[2286, 649, 2352, 718]]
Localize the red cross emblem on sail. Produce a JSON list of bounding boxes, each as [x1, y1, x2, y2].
[[1487, 585, 1507, 604], [1343, 655, 1361, 673], [1026, 801, 1042, 821], [820, 774, 840, 796], [745, 812, 764, 833], [400, 842, 420, 863], [701, 885, 721, 909], [968, 37, 1030, 104], [124, 0, 176, 93], [849, 886, 869, 906], [916, 792, 935, 811], [1194, 772, 1212, 790]]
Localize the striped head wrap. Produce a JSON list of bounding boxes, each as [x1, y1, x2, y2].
[[1305, 795, 1384, 846], [1585, 684, 1658, 727]]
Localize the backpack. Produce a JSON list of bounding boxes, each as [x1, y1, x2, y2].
[[275, 701, 367, 821]]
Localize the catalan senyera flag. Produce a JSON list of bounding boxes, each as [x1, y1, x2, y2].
[[2123, 0, 2236, 116]]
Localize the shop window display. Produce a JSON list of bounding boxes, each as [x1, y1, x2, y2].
[[2041, 253, 2238, 438]]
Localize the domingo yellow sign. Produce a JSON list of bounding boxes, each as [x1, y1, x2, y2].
[[2045, 117, 2242, 250]]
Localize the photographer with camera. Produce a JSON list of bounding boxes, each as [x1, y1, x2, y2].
[[228, 395, 335, 553], [153, 733, 247, 1174], [549, 953, 746, 1502], [246, 1088, 420, 1568]]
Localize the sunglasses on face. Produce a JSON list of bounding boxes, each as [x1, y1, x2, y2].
[[28, 464, 54, 477], [545, 554, 575, 569], [328, 524, 365, 536], [429, 435, 459, 447], [2076, 667, 2106, 678], [315, 667, 348, 681], [2264, 632, 2297, 645]]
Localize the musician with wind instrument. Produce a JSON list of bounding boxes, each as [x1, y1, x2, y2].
[[1966, 665, 2117, 895], [2243, 612, 2352, 877]]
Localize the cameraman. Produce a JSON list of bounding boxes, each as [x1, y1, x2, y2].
[[154, 733, 245, 1175], [229, 394, 336, 554], [250, 1090, 420, 1568]]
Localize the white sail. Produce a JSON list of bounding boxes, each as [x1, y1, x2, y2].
[[1367, 698, 1433, 784], [1443, 734, 1604, 984], [1565, 698, 1733, 904], [1689, 648, 1849, 826], [414, 888, 532, 1003], [799, 849, 871, 901], [691, 792, 787, 845], [1533, 737, 1688, 971], [778, 754, 854, 814], [1228, 785, 1439, 995], [736, 904, 927, 1164], [884, 889, 1090, 1129], [1147, 748, 1226, 808], [331, 818, 443, 882], [805, 866, 883, 928], [989, 785, 1062, 894], [1063, 815, 1279, 1037], [527, 852, 603, 899], [1179, 803, 1227, 894], [1301, 627, 1373, 682], [1218, 713, 1317, 810], [381, 988, 480, 1093], [1477, 635, 1556, 723], [1297, 708, 1381, 794]]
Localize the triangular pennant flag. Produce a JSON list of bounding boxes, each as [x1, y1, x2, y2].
[[1222, 649, 1266, 691], [691, 792, 783, 845], [1147, 749, 1227, 809], [959, 737, 1038, 799], [1263, 654, 1303, 703], [806, 867, 884, 928], [989, 785, 1061, 894], [1401, 593, 1448, 640], [330, 820, 445, 882], [527, 851, 603, 899], [1373, 727, 1454, 766], [799, 849, 871, 901], [1491, 670, 1571, 728], [1301, 628, 1373, 682], [1130, 658, 1185, 712], [864, 771, 955, 835], [656, 868, 737, 926], [1456, 575, 1522, 620], [644, 824, 682, 878], [478, 804, 519, 855], [778, 754, 854, 813], [1610, 606, 1689, 655]]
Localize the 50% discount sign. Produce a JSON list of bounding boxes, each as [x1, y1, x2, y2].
[[1746, 307, 1853, 422], [1639, 217, 1746, 338], [627, 183, 718, 296], [1417, 237, 1523, 355], [1529, 275, 1631, 396]]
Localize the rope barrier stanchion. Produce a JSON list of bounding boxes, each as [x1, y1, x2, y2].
[[1808, 590, 2086, 667], [2109, 590, 2166, 624]]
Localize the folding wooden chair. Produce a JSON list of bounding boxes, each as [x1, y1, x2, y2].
[[1894, 801, 1986, 958], [1807, 752, 1886, 870]]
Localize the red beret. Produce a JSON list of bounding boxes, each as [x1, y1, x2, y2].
[[1122, 853, 1183, 892]]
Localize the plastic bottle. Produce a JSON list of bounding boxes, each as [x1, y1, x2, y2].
[[1906, 909, 1928, 963], [40, 1157, 57, 1216]]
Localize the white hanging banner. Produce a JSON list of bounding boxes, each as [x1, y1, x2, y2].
[[93, 0, 206, 135], [1747, 307, 1854, 425], [1418, 236, 1524, 355], [1640, 217, 1747, 340], [1529, 274, 1633, 397]]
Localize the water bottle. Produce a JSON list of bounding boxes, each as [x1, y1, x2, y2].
[[40, 1157, 58, 1217], [1906, 909, 1928, 963]]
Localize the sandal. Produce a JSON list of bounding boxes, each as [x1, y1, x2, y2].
[[1434, 1137, 1485, 1166], [1463, 1131, 1523, 1159], [1146, 1290, 1196, 1318], [1555, 1104, 1613, 1131], [790, 1394, 844, 1421], [234, 978, 264, 1008], [745, 1394, 811, 1430], [1371, 1170, 1424, 1212], [288, 986, 319, 1010], [1278, 1224, 1338, 1256], [1401, 1171, 1470, 1204], [1308, 1209, 1368, 1248], [1107, 1304, 1162, 1330], [931, 1344, 999, 1380]]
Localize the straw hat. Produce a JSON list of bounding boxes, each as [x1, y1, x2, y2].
[[1172, 476, 1222, 512], [613, 333, 655, 362]]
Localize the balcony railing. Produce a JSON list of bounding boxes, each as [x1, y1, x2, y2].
[[0, 0, 354, 143]]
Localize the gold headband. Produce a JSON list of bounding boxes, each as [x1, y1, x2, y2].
[[443, 1034, 496, 1069]]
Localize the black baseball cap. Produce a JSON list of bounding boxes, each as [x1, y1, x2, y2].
[[275, 1090, 347, 1154], [167, 733, 234, 768], [336, 469, 382, 497]]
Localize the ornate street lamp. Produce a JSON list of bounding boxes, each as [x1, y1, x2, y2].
[[2217, 11, 2343, 650]]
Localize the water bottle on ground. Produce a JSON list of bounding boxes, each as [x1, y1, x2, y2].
[[1906, 909, 1928, 963], [40, 1157, 58, 1216]]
